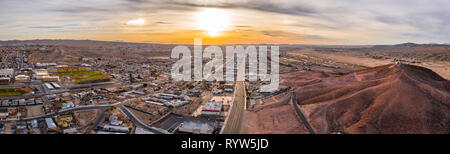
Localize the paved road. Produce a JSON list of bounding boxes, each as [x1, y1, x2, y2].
[[67, 82, 119, 89], [85, 108, 106, 134], [19, 51, 23, 70], [221, 81, 246, 134], [1, 95, 167, 134], [2, 104, 119, 123], [119, 106, 165, 134], [291, 92, 315, 134]]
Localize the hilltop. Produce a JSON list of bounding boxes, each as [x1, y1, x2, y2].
[[295, 64, 449, 134]]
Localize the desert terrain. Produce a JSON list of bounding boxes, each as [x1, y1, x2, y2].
[[1, 40, 449, 134], [242, 43, 449, 134]]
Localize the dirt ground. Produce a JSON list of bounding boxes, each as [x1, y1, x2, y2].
[[74, 109, 99, 127], [1, 122, 15, 134], [129, 109, 158, 125], [290, 48, 450, 79], [241, 104, 309, 134], [26, 105, 44, 118], [241, 93, 309, 134]]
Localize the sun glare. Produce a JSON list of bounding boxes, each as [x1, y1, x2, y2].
[[127, 18, 145, 26], [195, 8, 231, 37]]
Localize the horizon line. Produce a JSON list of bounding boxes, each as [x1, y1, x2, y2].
[[1, 38, 449, 46]]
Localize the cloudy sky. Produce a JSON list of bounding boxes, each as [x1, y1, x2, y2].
[[0, 0, 449, 44]]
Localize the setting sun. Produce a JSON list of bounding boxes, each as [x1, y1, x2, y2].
[[195, 8, 231, 37], [126, 18, 145, 26]]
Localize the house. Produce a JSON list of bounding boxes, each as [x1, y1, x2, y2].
[[189, 89, 201, 97], [109, 115, 123, 126], [30, 120, 38, 128]]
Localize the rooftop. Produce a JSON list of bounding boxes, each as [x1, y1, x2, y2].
[[0, 69, 13, 75]]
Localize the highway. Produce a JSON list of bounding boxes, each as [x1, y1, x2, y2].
[[220, 81, 246, 134], [291, 92, 315, 134]]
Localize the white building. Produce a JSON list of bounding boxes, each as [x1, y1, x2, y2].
[[109, 115, 123, 126], [34, 69, 49, 77], [36, 62, 57, 67], [51, 82, 61, 89], [97, 131, 126, 134], [61, 102, 75, 110], [34, 69, 59, 82], [15, 74, 30, 82], [135, 127, 154, 134], [44, 83, 54, 90], [0, 69, 14, 78], [30, 120, 38, 128], [45, 118, 57, 129], [0, 69, 14, 83], [178, 121, 214, 134], [103, 125, 130, 133], [63, 128, 79, 134], [201, 101, 223, 116]]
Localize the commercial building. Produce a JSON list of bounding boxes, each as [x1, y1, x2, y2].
[[96, 131, 126, 134], [211, 96, 233, 112], [35, 62, 57, 68], [45, 118, 57, 129], [178, 121, 214, 134], [201, 101, 223, 116], [102, 125, 130, 133], [34, 69, 59, 82], [0, 108, 8, 120], [109, 115, 123, 126], [15, 74, 30, 82], [143, 94, 190, 108], [41, 76, 59, 82], [134, 127, 154, 134], [63, 128, 78, 134], [30, 120, 38, 128], [0, 69, 14, 84], [224, 83, 234, 93], [51, 82, 61, 89], [34, 69, 49, 77], [61, 102, 75, 110], [44, 83, 54, 90]]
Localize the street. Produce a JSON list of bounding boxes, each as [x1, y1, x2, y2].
[[221, 81, 246, 134]]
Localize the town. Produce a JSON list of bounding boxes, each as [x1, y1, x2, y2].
[[0, 43, 285, 134]]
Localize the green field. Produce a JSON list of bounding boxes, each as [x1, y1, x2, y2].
[[0, 88, 30, 96], [57, 71, 109, 83]]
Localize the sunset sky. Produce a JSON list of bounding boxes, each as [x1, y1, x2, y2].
[[0, 0, 449, 45]]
